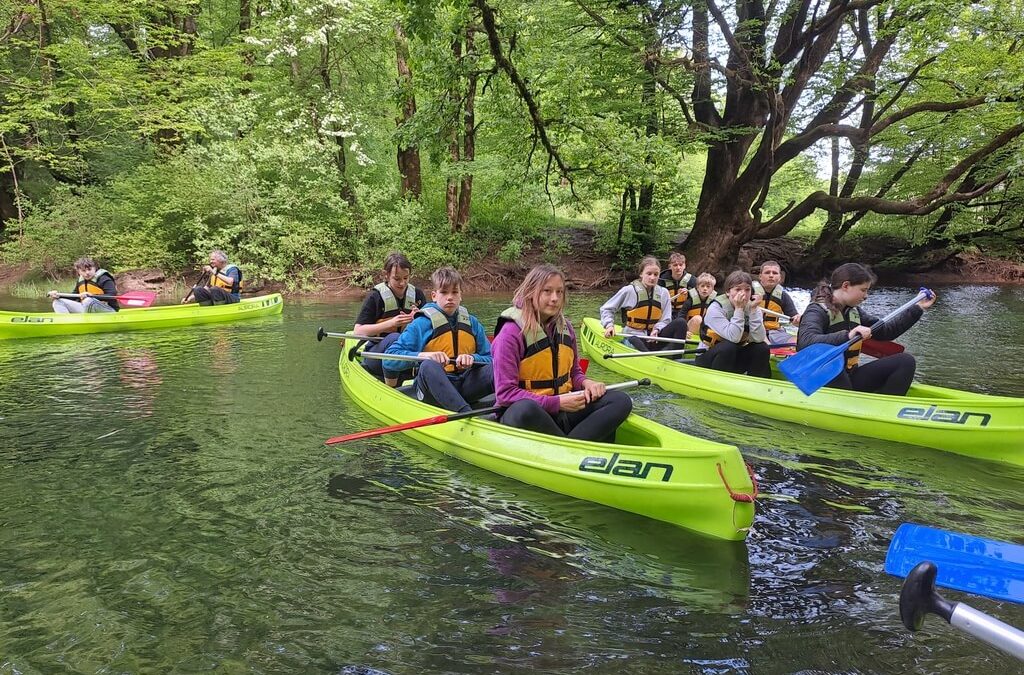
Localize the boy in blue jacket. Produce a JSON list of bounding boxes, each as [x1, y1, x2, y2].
[[383, 266, 494, 412]]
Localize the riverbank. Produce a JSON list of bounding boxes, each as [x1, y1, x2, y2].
[[3, 230, 1023, 298]]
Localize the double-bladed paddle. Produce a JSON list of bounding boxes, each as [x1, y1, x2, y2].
[[761, 307, 904, 358], [325, 378, 650, 445], [615, 333, 695, 345], [779, 289, 931, 396], [55, 290, 157, 308], [885, 523, 1024, 660], [317, 328, 383, 342]]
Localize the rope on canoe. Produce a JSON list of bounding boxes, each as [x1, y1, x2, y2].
[[717, 462, 759, 503]]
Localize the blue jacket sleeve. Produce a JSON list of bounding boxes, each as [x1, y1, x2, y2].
[[382, 317, 432, 372], [470, 315, 493, 365]]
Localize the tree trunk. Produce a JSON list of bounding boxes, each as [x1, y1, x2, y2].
[[395, 22, 422, 199], [456, 27, 477, 231]]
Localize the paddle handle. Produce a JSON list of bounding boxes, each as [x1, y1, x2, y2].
[[604, 348, 705, 359], [615, 332, 694, 345], [359, 351, 462, 365], [951, 602, 1024, 660], [317, 328, 384, 343], [55, 292, 119, 300]]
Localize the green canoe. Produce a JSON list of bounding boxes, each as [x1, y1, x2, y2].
[[0, 294, 283, 339], [579, 317, 1024, 466], [336, 338, 756, 541]]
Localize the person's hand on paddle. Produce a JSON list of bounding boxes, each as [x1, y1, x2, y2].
[[580, 378, 606, 402], [917, 290, 937, 310], [558, 390, 588, 412], [453, 353, 475, 370], [603, 324, 615, 338], [46, 290, 59, 300], [419, 351, 451, 365], [849, 325, 872, 342], [650, 328, 660, 338]]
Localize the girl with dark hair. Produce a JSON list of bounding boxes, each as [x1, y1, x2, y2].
[[353, 251, 428, 385], [694, 271, 771, 377], [599, 256, 672, 351], [492, 265, 631, 441], [796, 263, 936, 395]]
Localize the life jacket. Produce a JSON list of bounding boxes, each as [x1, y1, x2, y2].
[[700, 293, 751, 347], [374, 282, 418, 323], [73, 269, 118, 310], [418, 306, 477, 374], [659, 272, 693, 312], [496, 307, 575, 395], [818, 302, 863, 370], [753, 281, 786, 331], [210, 264, 242, 297], [685, 288, 713, 321], [620, 281, 662, 333]]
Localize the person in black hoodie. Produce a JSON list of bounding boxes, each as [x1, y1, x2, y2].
[[796, 263, 936, 395], [47, 257, 119, 313]]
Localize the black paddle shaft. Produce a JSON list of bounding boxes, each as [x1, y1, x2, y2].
[[900, 561, 957, 631]]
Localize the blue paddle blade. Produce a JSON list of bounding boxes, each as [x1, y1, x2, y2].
[[778, 342, 848, 395], [885, 523, 1024, 605]]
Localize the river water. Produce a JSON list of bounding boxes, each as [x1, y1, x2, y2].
[[2, 286, 1023, 673]]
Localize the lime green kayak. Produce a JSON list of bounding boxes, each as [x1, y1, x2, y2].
[[336, 338, 755, 541], [0, 294, 283, 339], [579, 317, 1024, 466]]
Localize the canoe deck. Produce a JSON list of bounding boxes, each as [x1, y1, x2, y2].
[[336, 338, 755, 541], [0, 294, 284, 339], [578, 317, 1024, 466]]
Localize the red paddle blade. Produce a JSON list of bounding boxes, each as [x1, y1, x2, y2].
[[118, 290, 158, 307], [579, 358, 590, 374], [862, 339, 904, 358], [325, 414, 449, 445]]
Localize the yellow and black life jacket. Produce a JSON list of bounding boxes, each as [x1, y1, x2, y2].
[[819, 302, 863, 370], [73, 268, 114, 297], [210, 264, 242, 295], [685, 288, 714, 321], [419, 306, 477, 373], [374, 282, 418, 323], [496, 307, 574, 396], [700, 293, 751, 347], [753, 281, 786, 331], [620, 281, 662, 333], [659, 273, 693, 312]]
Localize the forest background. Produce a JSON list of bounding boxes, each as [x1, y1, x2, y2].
[[1, 0, 1022, 290]]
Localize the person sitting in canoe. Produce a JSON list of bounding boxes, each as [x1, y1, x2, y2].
[[753, 260, 801, 344], [182, 250, 241, 306], [658, 272, 716, 343], [658, 252, 696, 317], [695, 271, 771, 377], [796, 263, 936, 395], [47, 257, 119, 313], [493, 264, 631, 441], [353, 251, 427, 386], [600, 256, 672, 351], [383, 266, 494, 413]]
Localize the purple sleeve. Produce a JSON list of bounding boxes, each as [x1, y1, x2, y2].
[[565, 321, 587, 390], [492, 321, 562, 415]]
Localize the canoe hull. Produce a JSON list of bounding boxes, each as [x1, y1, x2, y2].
[[0, 294, 284, 339], [337, 339, 755, 541], [578, 317, 1024, 466]]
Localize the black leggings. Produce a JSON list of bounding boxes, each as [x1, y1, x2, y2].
[[499, 390, 633, 443], [415, 359, 494, 413], [658, 318, 689, 342], [827, 353, 917, 396], [624, 335, 654, 351], [192, 286, 238, 306], [695, 340, 771, 378], [361, 332, 402, 380]]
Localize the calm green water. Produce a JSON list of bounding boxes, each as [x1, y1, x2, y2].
[[2, 286, 1023, 674]]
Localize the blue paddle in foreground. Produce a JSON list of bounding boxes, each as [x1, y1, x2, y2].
[[779, 288, 933, 396], [885, 523, 1024, 661]]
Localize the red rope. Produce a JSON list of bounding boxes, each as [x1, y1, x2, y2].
[[717, 462, 759, 503]]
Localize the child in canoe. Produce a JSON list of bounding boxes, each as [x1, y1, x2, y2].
[[695, 271, 771, 377], [796, 263, 936, 395], [600, 256, 672, 351], [658, 252, 696, 317], [753, 260, 801, 344], [383, 266, 494, 412], [493, 264, 631, 441], [659, 272, 716, 342], [353, 251, 427, 385], [47, 257, 119, 313]]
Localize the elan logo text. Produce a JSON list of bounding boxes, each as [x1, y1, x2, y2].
[[578, 452, 674, 482], [897, 405, 991, 427]]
